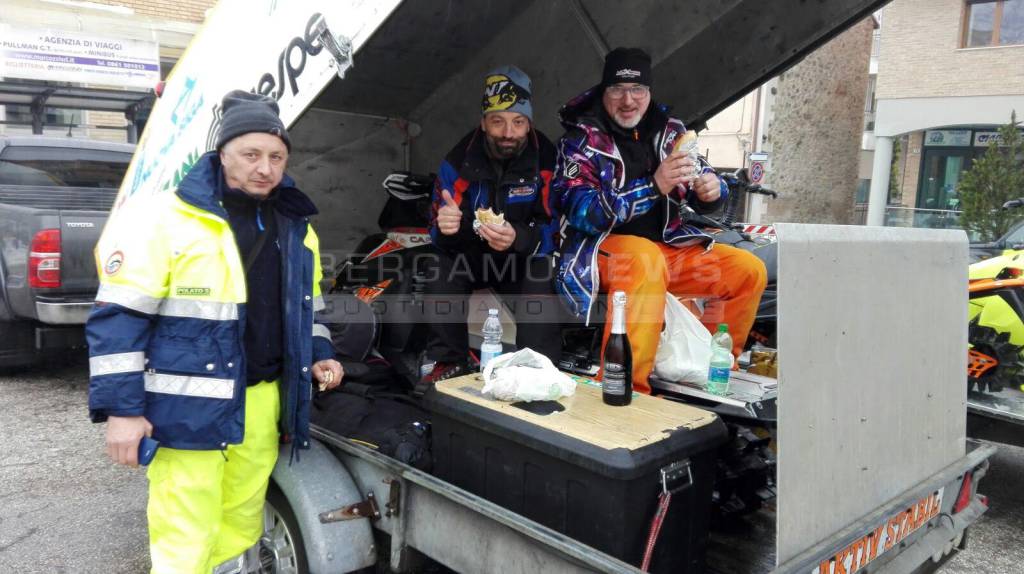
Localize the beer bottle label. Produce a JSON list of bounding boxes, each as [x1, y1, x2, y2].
[[603, 362, 627, 395]]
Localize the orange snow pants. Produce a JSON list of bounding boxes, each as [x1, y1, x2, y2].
[[596, 235, 768, 394]]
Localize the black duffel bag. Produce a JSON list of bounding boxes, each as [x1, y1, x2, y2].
[[312, 382, 431, 471]]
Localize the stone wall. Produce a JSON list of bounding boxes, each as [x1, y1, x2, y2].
[[762, 18, 874, 225]]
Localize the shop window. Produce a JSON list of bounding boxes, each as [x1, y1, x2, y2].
[[918, 152, 968, 211], [964, 0, 1024, 47], [2, 104, 82, 129]]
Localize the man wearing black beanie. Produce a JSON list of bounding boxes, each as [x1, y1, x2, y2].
[[87, 89, 342, 572], [552, 47, 767, 395]]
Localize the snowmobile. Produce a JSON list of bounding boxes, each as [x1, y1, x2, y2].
[[967, 199, 1024, 394], [327, 168, 781, 520]]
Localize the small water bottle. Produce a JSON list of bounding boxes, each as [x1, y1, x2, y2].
[[480, 308, 504, 371], [707, 323, 733, 396]]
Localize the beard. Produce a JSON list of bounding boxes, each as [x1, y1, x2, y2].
[[612, 110, 643, 129], [486, 135, 527, 160]]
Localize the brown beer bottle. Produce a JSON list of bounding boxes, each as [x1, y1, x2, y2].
[[602, 291, 633, 406]]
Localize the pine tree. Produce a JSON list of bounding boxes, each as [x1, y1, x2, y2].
[[958, 112, 1024, 242]]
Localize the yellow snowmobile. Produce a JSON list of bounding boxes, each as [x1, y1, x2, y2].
[[968, 239, 1024, 393]]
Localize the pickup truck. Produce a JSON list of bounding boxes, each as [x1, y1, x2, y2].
[[0, 136, 133, 367], [105, 1, 995, 573]]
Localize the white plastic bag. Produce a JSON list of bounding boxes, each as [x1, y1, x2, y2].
[[481, 348, 576, 402], [654, 294, 712, 383]]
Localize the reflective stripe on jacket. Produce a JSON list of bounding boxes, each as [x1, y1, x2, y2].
[[87, 152, 334, 451]]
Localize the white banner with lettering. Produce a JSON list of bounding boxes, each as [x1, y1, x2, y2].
[[106, 0, 401, 217], [0, 25, 160, 89]]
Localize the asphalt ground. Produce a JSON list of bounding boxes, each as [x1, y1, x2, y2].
[[0, 357, 149, 573], [1, 357, 1021, 573]]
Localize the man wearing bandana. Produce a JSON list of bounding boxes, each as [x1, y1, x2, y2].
[[420, 65, 562, 386]]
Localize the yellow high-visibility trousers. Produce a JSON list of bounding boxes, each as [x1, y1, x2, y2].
[[146, 380, 281, 574]]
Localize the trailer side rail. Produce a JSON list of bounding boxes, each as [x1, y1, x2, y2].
[[775, 441, 996, 574], [312, 426, 645, 574]]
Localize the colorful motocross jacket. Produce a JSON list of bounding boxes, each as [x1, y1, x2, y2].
[[86, 152, 335, 452], [553, 87, 728, 322]]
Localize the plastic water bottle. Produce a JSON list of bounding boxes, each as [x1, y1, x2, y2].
[[707, 324, 733, 396], [480, 308, 503, 371]]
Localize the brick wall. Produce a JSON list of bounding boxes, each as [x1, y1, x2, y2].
[[877, 0, 1024, 99], [899, 131, 924, 207], [87, 111, 129, 143], [762, 18, 874, 225], [88, 0, 216, 23]]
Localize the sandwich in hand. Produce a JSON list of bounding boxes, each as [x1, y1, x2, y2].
[[672, 130, 699, 155], [474, 207, 506, 226]]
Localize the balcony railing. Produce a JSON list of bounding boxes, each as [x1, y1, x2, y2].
[[852, 205, 966, 231], [884, 206, 963, 230]]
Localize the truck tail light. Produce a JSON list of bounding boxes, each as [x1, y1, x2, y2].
[[29, 229, 61, 288], [952, 471, 974, 514]]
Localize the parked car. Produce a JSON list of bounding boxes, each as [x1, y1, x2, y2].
[[0, 136, 133, 367], [970, 220, 1024, 263]]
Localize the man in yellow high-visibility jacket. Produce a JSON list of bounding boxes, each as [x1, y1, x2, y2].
[[86, 90, 343, 573]]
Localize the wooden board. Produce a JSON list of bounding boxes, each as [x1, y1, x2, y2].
[[434, 373, 718, 451]]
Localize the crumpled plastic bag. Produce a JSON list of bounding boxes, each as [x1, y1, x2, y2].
[[481, 348, 576, 402], [654, 294, 712, 383]]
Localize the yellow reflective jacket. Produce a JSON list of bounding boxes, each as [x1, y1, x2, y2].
[[86, 152, 334, 451]]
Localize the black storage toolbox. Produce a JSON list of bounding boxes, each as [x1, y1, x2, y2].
[[425, 373, 728, 573]]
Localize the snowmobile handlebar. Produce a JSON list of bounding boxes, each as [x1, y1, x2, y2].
[[720, 168, 777, 227], [383, 171, 436, 201], [721, 168, 777, 198]]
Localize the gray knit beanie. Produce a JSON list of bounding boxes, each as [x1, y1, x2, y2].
[[215, 90, 291, 151]]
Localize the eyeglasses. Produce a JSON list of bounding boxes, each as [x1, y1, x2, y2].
[[605, 85, 650, 99]]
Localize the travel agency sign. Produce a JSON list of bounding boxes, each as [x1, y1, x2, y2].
[[0, 26, 160, 89]]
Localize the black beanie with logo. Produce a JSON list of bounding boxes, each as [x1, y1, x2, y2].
[[602, 47, 652, 87]]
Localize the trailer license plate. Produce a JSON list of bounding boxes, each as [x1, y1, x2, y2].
[[811, 488, 944, 574]]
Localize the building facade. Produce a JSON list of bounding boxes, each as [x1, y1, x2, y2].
[[0, 0, 215, 142], [866, 0, 1024, 228]]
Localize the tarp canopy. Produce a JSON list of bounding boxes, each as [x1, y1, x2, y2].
[[315, 0, 889, 129]]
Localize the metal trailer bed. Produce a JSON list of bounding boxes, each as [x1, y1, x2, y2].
[[287, 426, 994, 574]]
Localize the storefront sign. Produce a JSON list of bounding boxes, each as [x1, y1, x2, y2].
[[974, 130, 1024, 147], [924, 129, 972, 147], [0, 26, 159, 89]]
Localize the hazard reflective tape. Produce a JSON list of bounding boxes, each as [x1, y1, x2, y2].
[[144, 372, 234, 399], [312, 323, 331, 340], [160, 298, 239, 321], [742, 224, 776, 235], [313, 295, 326, 312], [96, 284, 163, 315], [90, 351, 145, 377]]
